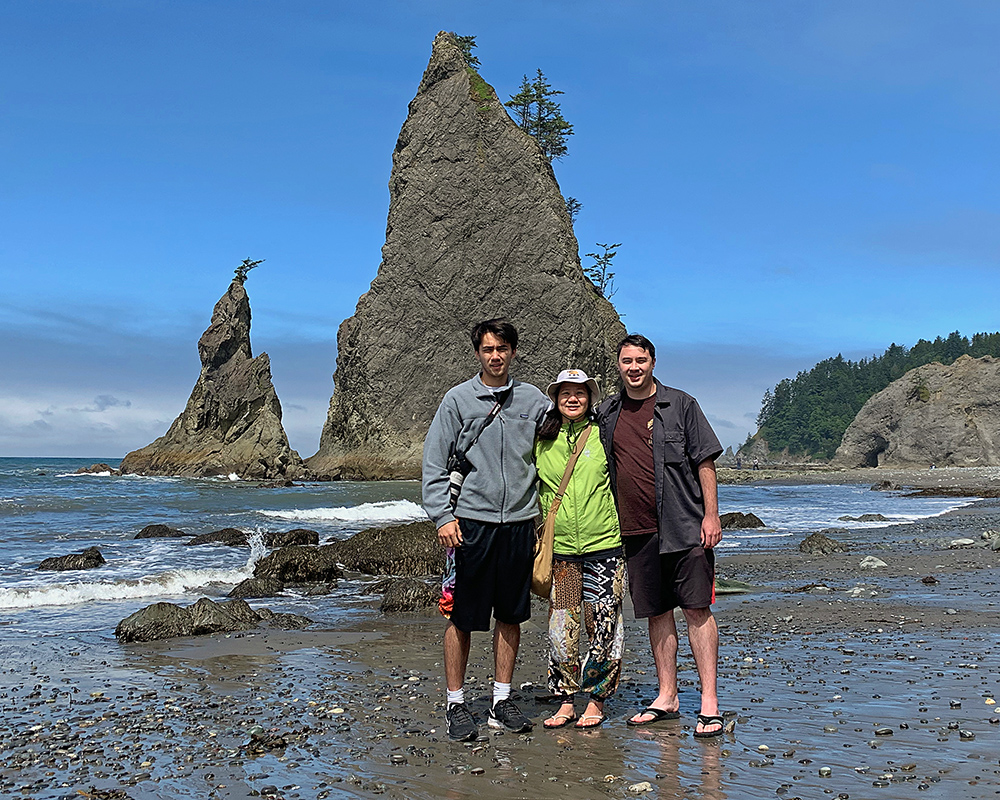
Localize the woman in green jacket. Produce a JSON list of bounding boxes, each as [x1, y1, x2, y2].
[[535, 369, 625, 729]]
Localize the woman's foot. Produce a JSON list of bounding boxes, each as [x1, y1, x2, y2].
[[543, 701, 577, 729], [574, 699, 604, 729]]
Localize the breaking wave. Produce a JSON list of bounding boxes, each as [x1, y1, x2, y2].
[[258, 499, 426, 526]]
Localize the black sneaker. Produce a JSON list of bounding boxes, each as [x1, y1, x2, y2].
[[446, 702, 478, 741], [488, 698, 533, 733]]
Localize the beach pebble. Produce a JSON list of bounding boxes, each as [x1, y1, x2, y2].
[[389, 754, 407, 765], [859, 556, 888, 570], [959, 730, 975, 740], [950, 701, 962, 708], [470, 767, 484, 775], [874, 727, 893, 736], [628, 781, 654, 793], [819, 767, 832, 777], [948, 538, 975, 548]]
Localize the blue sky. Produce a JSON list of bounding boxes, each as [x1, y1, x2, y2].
[[2, 1, 998, 458]]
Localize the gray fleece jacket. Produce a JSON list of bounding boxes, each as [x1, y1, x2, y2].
[[422, 374, 549, 528]]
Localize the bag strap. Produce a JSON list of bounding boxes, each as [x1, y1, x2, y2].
[[457, 386, 512, 459], [544, 424, 591, 522]]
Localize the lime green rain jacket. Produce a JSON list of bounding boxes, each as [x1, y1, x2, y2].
[[534, 421, 622, 556]]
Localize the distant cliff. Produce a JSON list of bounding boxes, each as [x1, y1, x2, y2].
[[121, 279, 305, 479], [307, 32, 625, 479], [834, 355, 1000, 468]]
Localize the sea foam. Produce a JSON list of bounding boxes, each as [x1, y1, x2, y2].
[[0, 536, 267, 610], [258, 499, 426, 526]]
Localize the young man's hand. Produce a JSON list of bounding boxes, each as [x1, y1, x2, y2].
[[437, 520, 463, 548]]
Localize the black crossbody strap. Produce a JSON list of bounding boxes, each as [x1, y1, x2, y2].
[[462, 386, 512, 457]]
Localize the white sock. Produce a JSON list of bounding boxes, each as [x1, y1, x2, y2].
[[493, 681, 511, 707], [447, 688, 465, 707]]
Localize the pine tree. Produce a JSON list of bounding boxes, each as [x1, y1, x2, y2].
[[583, 243, 620, 299], [505, 69, 574, 161], [453, 34, 480, 68]]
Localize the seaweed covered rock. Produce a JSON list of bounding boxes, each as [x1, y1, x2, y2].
[[799, 532, 849, 555], [135, 524, 190, 539], [37, 546, 106, 571], [265, 529, 320, 548], [186, 528, 249, 547], [115, 597, 312, 642], [365, 577, 439, 613], [325, 521, 443, 576], [720, 512, 765, 530], [253, 545, 344, 583]]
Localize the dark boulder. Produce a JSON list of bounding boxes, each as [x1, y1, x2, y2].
[[228, 577, 286, 599], [115, 601, 194, 642], [37, 546, 106, 571], [186, 528, 248, 547], [720, 511, 765, 530], [799, 532, 849, 555], [115, 597, 313, 642], [74, 463, 121, 476], [371, 578, 439, 613], [265, 528, 320, 548], [871, 480, 902, 491], [253, 545, 344, 582], [325, 520, 443, 576], [135, 524, 190, 539], [838, 513, 890, 522]]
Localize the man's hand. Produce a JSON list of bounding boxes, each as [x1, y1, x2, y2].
[[437, 520, 463, 548], [701, 512, 722, 549]]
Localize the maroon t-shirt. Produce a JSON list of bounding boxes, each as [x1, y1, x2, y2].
[[613, 394, 658, 535]]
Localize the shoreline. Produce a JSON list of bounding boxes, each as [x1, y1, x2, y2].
[[2, 486, 1000, 799]]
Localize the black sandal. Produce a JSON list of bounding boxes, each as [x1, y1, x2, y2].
[[694, 713, 725, 738], [626, 706, 681, 727]]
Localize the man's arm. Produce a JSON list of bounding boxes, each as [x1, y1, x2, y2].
[[422, 395, 463, 546], [698, 458, 722, 549]]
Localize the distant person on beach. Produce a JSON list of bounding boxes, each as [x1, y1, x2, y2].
[[534, 369, 625, 730], [752, 457, 759, 470], [422, 318, 548, 741], [596, 334, 725, 737]]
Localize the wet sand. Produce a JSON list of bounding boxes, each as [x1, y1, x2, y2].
[[3, 470, 1000, 799]]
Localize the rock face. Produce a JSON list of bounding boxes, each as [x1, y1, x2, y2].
[[307, 32, 626, 479], [834, 356, 1000, 468], [120, 279, 306, 480]]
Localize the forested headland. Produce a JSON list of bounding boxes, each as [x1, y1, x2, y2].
[[750, 331, 1000, 459]]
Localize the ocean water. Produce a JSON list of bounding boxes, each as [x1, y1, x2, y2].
[[0, 457, 975, 644]]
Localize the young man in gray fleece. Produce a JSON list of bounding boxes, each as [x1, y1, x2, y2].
[[422, 319, 549, 741]]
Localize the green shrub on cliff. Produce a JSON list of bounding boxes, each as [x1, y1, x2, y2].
[[755, 331, 1000, 459]]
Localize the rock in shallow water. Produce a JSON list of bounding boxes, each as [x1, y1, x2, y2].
[[37, 546, 106, 571], [115, 597, 312, 642]]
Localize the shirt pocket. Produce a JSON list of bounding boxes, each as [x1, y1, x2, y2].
[[662, 431, 686, 463]]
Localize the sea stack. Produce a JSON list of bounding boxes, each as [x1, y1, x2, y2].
[[834, 355, 1000, 467], [308, 31, 626, 479], [120, 277, 306, 479]]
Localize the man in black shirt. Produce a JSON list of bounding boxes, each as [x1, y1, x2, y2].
[[596, 334, 725, 737]]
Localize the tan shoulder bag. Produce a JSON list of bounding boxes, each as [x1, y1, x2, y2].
[[531, 425, 591, 598]]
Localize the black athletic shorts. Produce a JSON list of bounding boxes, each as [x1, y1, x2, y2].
[[451, 518, 534, 632], [624, 534, 715, 618]]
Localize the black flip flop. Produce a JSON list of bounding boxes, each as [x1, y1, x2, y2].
[[694, 713, 725, 738], [626, 706, 681, 727]]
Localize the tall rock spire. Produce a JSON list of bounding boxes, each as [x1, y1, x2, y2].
[[121, 278, 305, 479], [308, 31, 626, 479]]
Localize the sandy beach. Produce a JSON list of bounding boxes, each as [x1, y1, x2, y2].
[[2, 468, 999, 800]]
